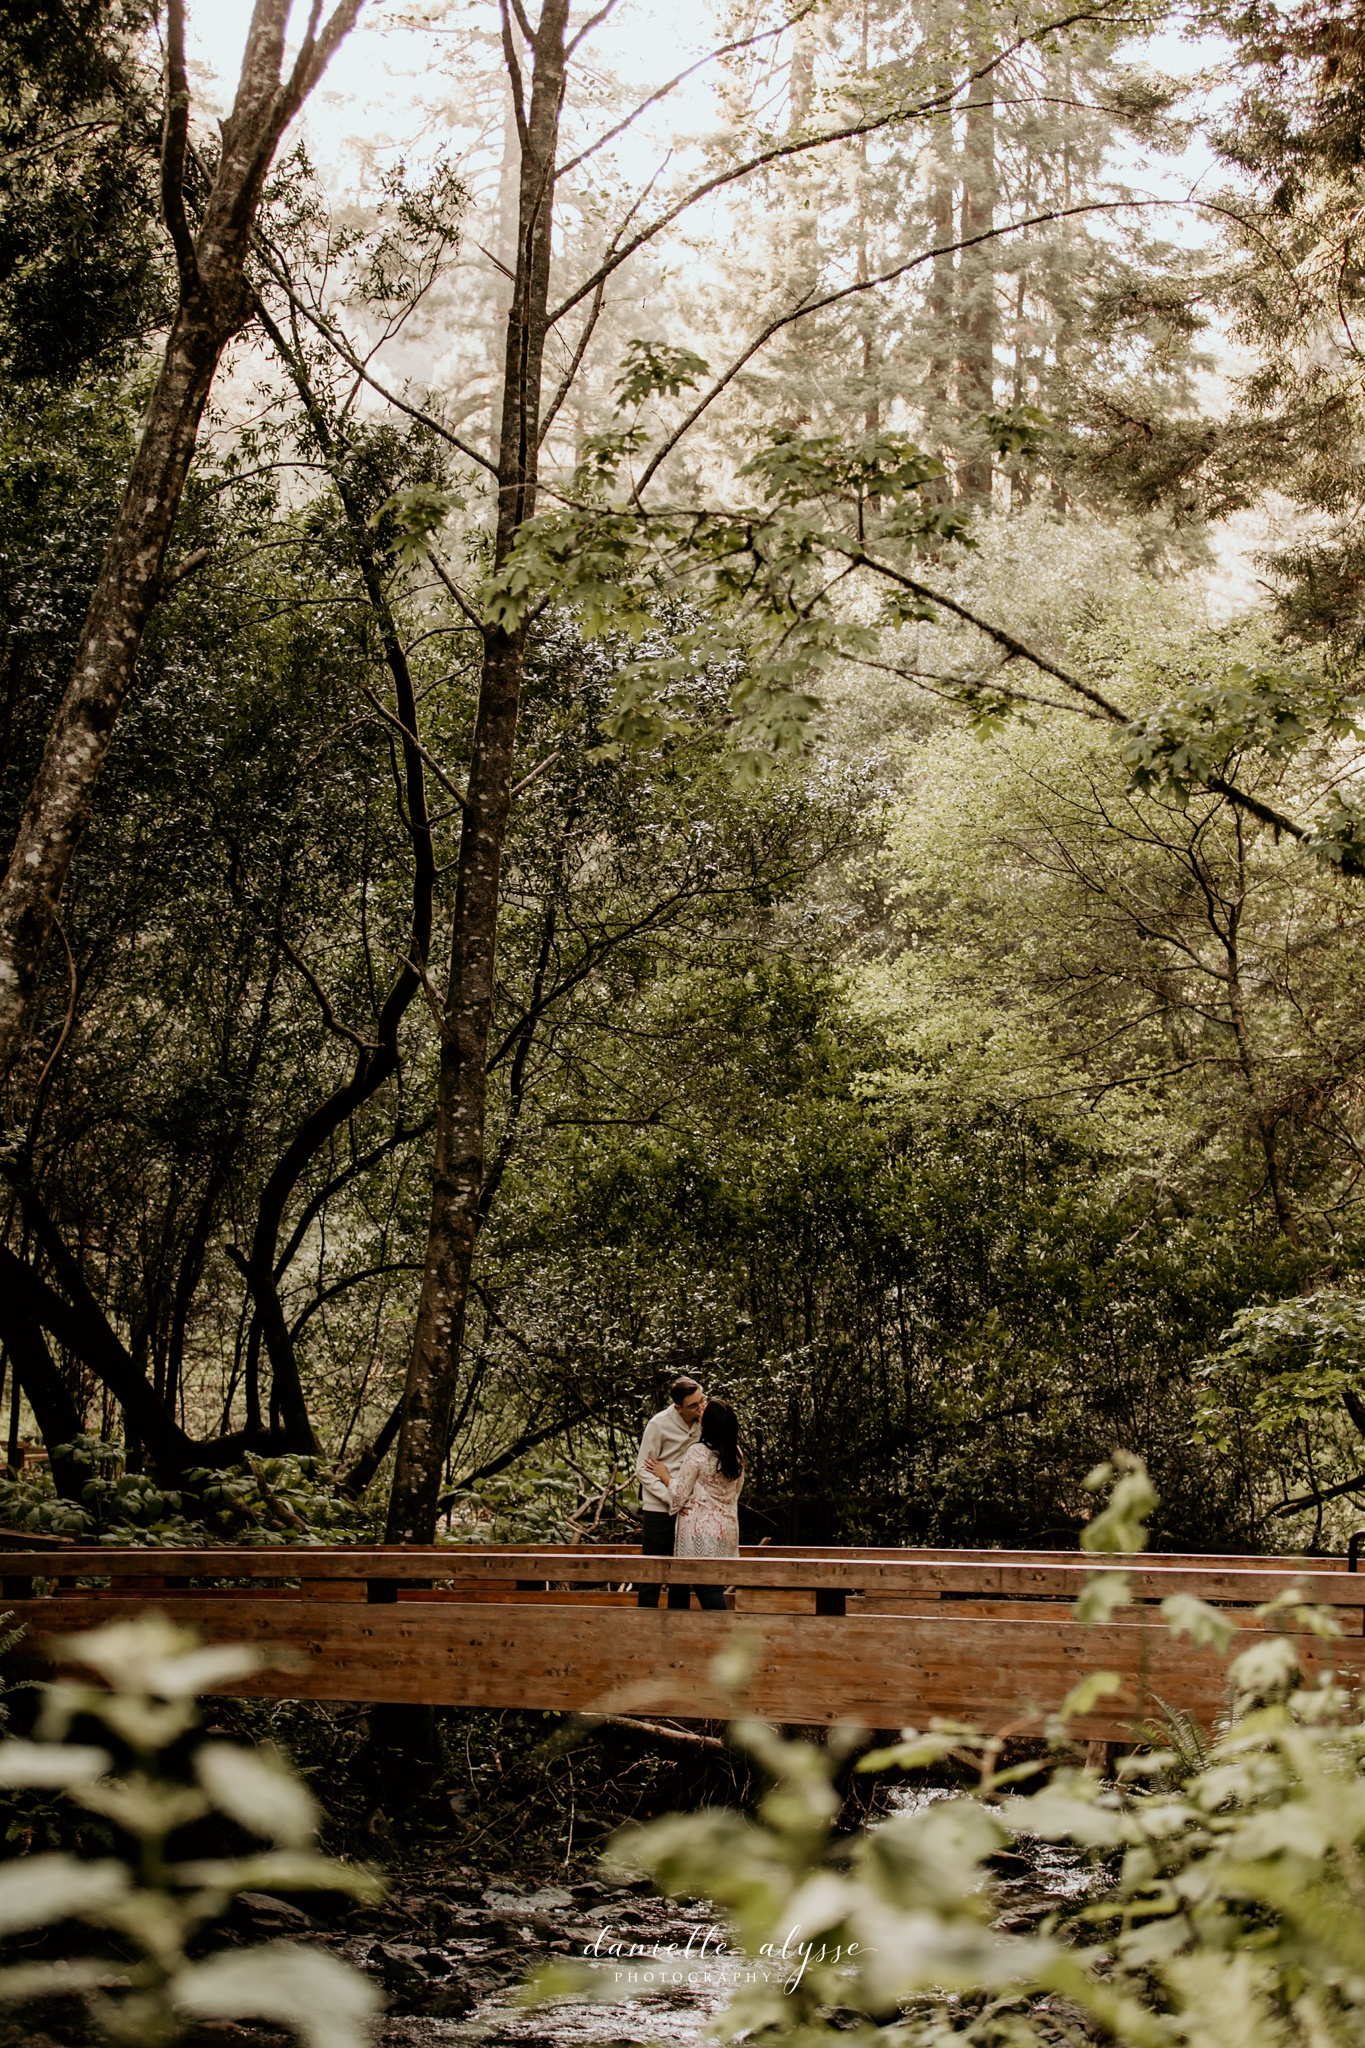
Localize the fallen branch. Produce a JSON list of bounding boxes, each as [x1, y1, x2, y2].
[[589, 1714, 730, 1753]]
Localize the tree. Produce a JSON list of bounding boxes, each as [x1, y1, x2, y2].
[[375, 0, 1165, 1542], [0, 0, 362, 1084]]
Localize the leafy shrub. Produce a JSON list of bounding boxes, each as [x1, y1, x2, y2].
[[441, 1441, 632, 1544], [539, 1457, 1365, 2046], [0, 1614, 383, 2046], [0, 1438, 377, 1546]]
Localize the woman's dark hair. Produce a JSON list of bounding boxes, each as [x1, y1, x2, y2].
[[700, 1398, 743, 1481]]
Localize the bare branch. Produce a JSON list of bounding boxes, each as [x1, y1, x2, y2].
[[268, 1, 365, 153], [511, 751, 561, 798], [632, 200, 1155, 501], [500, 0, 530, 149], [840, 544, 1134, 720], [290, 1260, 423, 1339], [30, 915, 78, 1108], [844, 543, 1316, 844], [253, 254, 499, 475], [277, 932, 378, 1053], [1270, 1471, 1365, 1516], [358, 679, 469, 813], [539, 273, 608, 446], [424, 547, 486, 629], [541, 158, 671, 445], [548, 7, 1127, 327], [159, 545, 211, 596], [557, 7, 816, 178], [566, 0, 620, 61], [586, 1715, 730, 1752], [850, 651, 1108, 721]]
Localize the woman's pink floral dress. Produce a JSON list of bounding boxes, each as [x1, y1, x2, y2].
[[667, 1443, 743, 1556]]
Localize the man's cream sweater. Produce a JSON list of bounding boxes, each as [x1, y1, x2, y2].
[[635, 1404, 701, 1512]]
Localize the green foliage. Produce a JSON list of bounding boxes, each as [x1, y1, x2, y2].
[[1079, 1450, 1158, 1555], [535, 1459, 1365, 2048], [369, 481, 464, 568], [1118, 665, 1333, 803], [1196, 1292, 1365, 1446], [1305, 791, 1365, 877], [738, 429, 949, 512], [442, 1443, 629, 1545], [573, 425, 651, 495], [982, 405, 1055, 462], [0, 1441, 372, 1547], [614, 339, 709, 408], [0, 1614, 383, 2047], [480, 425, 978, 777], [0, 2, 169, 384]]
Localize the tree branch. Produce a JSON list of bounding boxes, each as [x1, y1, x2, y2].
[[548, 7, 1129, 326], [160, 0, 199, 289], [289, 1260, 423, 1338], [1270, 1469, 1365, 1516], [632, 199, 1155, 501], [252, 257, 499, 476], [358, 679, 468, 813], [276, 930, 377, 1053], [556, 11, 809, 179]]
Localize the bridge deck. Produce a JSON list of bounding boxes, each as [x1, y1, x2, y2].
[[1, 1543, 1359, 1742]]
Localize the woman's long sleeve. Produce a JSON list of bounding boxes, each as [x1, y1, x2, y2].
[[667, 1444, 704, 1514]]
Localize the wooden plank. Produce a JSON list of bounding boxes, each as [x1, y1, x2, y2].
[[396, 1588, 636, 1606], [9, 1594, 1329, 1739], [9, 1546, 1363, 1607]]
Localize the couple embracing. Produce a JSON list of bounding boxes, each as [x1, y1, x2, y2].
[[633, 1377, 744, 1611]]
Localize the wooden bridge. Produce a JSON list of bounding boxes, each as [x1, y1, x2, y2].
[[3, 1541, 1362, 1742]]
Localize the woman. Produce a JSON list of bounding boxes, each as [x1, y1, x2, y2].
[[646, 1397, 743, 1611]]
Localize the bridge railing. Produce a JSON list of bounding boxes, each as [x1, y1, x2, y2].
[[0, 1543, 1358, 1740]]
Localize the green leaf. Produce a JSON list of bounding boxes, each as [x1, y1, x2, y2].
[[1227, 1635, 1300, 1699], [1080, 1453, 1156, 1554], [50, 1614, 260, 1699], [172, 1943, 381, 2048], [75, 1771, 209, 1838], [173, 1852, 385, 1902], [1074, 1572, 1132, 1625], [1057, 1671, 1124, 1723], [0, 1959, 115, 2004], [1119, 665, 1330, 803], [370, 483, 464, 569], [1162, 1593, 1236, 1653], [1306, 792, 1365, 876], [0, 1740, 110, 1787], [614, 339, 709, 407], [982, 403, 1054, 460], [0, 1855, 129, 1935], [196, 1742, 318, 1849], [740, 428, 944, 511]]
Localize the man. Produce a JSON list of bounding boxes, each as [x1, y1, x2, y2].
[[635, 1376, 704, 1609]]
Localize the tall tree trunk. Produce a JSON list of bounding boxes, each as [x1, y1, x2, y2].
[[0, 0, 361, 1087], [1222, 844, 1300, 1249], [386, 0, 571, 1545], [854, 5, 878, 446], [956, 32, 997, 503], [924, 77, 956, 470], [2, 1301, 83, 1500]]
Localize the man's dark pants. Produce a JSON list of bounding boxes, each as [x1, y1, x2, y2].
[[637, 1510, 691, 1608]]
